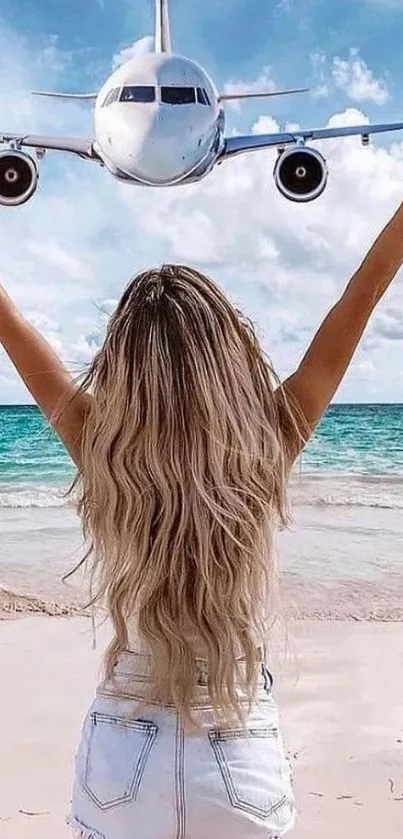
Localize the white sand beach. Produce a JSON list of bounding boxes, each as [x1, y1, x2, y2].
[[0, 615, 402, 839], [1, 499, 403, 838]]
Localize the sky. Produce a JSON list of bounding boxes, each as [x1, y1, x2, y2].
[[1, 0, 403, 403]]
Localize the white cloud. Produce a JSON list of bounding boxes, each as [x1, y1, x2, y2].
[[27, 239, 96, 284], [332, 49, 389, 105], [0, 24, 403, 402], [253, 115, 282, 135], [25, 311, 64, 355], [371, 307, 403, 342], [112, 36, 154, 70], [70, 333, 99, 364], [223, 66, 277, 111], [311, 50, 389, 105], [276, 0, 294, 9], [310, 51, 332, 100], [98, 298, 118, 315]]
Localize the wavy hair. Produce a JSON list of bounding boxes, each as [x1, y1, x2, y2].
[[68, 264, 305, 726]]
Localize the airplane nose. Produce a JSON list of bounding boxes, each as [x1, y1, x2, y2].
[[136, 137, 196, 183], [112, 109, 207, 185]]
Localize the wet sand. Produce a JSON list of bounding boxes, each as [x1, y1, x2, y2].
[[1, 504, 403, 621]]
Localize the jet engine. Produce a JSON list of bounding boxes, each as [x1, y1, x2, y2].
[[274, 145, 328, 202], [0, 150, 39, 206]]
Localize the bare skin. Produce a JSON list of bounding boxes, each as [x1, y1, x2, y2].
[[0, 286, 91, 465], [1, 202, 403, 465], [283, 201, 403, 439]]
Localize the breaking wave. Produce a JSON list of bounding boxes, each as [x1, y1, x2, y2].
[[0, 484, 71, 508], [289, 471, 403, 509], [0, 472, 402, 510]]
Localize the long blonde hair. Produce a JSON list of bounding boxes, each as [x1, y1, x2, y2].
[[69, 265, 304, 725]]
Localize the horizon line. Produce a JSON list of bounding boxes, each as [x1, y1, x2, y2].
[[1, 401, 403, 408]]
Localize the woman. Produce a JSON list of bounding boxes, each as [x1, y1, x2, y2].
[[1, 201, 403, 839]]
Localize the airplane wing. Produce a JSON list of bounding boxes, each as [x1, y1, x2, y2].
[[0, 132, 99, 161], [219, 87, 309, 103], [32, 91, 98, 100], [223, 120, 403, 159]]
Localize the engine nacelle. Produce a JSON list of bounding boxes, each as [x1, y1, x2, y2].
[[0, 150, 39, 206], [274, 146, 328, 203]]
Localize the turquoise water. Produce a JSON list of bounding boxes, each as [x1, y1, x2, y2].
[[1, 404, 403, 507], [0, 406, 73, 505], [0, 405, 73, 484], [302, 403, 403, 475]]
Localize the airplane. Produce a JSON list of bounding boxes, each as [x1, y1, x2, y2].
[[1, 0, 403, 207]]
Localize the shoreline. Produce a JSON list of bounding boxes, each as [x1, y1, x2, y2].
[[1, 502, 403, 622], [0, 586, 86, 619], [2, 469, 403, 509], [2, 582, 403, 622]]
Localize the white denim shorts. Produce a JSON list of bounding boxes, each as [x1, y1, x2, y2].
[[67, 651, 296, 839]]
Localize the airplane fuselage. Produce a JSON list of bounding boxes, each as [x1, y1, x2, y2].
[[2, 0, 403, 208], [94, 52, 225, 186]]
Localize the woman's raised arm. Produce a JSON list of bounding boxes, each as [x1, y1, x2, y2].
[[0, 284, 91, 466], [280, 200, 403, 452]]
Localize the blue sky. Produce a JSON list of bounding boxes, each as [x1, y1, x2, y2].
[[1, 0, 403, 402]]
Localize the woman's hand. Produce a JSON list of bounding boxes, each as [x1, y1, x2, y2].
[[279, 200, 403, 455], [0, 283, 91, 466]]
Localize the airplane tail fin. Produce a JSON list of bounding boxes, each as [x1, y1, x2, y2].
[[155, 0, 172, 53], [32, 91, 98, 100], [219, 87, 309, 103]]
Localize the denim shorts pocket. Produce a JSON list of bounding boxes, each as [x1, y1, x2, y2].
[[83, 712, 158, 811], [208, 726, 292, 822]]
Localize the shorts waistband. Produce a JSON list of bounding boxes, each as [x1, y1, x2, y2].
[[109, 649, 274, 694]]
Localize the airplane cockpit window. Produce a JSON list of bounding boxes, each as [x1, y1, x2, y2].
[[120, 86, 156, 103], [161, 86, 196, 105], [197, 87, 211, 106], [102, 88, 120, 107], [110, 88, 121, 104]]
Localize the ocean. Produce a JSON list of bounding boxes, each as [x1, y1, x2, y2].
[[1, 403, 403, 508], [1, 403, 403, 619]]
